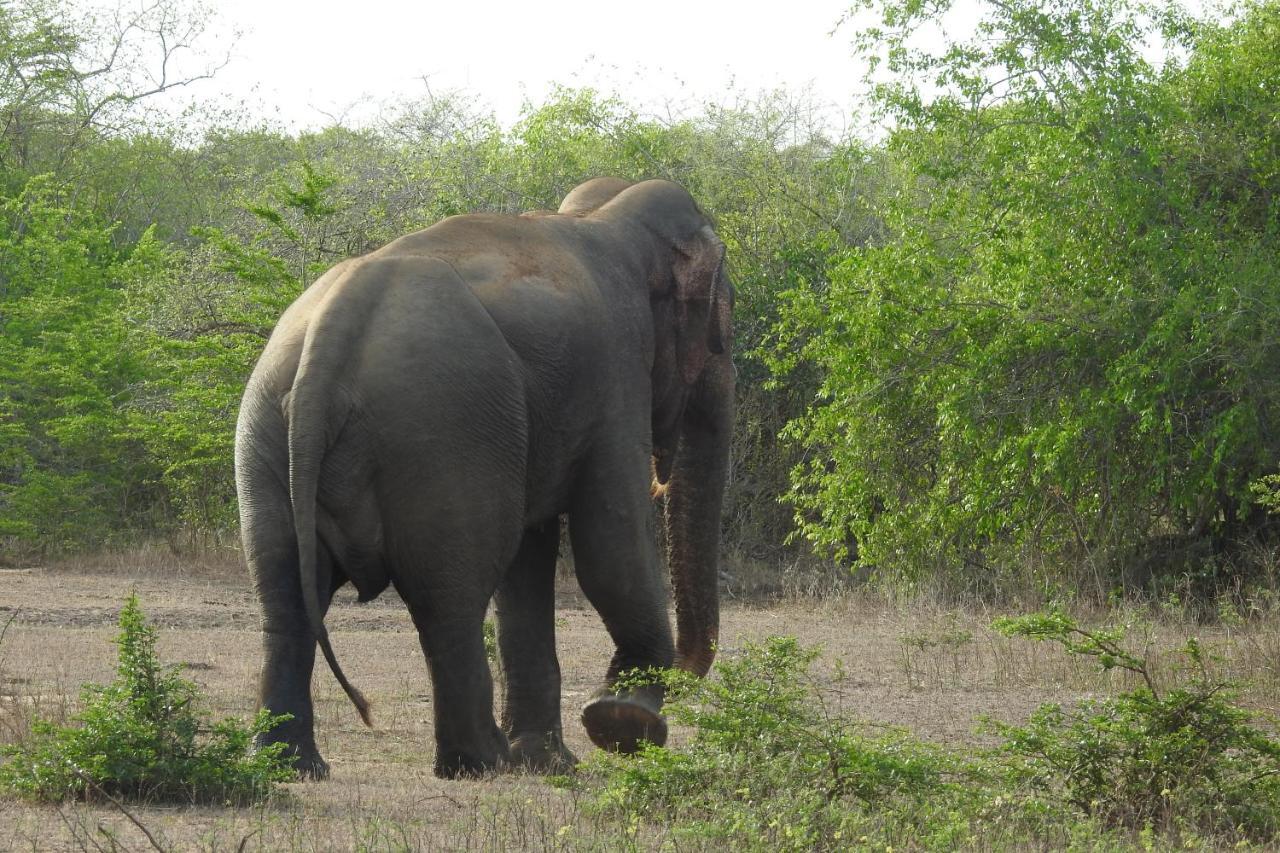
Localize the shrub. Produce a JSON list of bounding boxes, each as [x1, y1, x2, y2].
[[576, 637, 988, 850], [992, 610, 1280, 841], [0, 594, 293, 804], [575, 626, 1280, 848]]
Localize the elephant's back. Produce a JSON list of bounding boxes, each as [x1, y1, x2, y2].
[[316, 254, 529, 484]]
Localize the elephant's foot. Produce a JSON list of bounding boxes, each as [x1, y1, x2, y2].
[[434, 747, 508, 779], [256, 732, 329, 780], [508, 731, 578, 774], [434, 725, 511, 779], [580, 688, 668, 753], [291, 751, 331, 781]]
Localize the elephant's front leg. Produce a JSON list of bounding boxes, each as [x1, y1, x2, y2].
[[494, 520, 578, 773], [569, 454, 675, 753]]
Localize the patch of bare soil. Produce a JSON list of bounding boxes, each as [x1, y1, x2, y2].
[[1, 563, 1273, 849]]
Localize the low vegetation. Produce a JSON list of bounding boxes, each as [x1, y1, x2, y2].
[[992, 611, 1280, 841], [575, 619, 1280, 849], [576, 637, 976, 850], [0, 595, 292, 805], [3, 574, 1280, 848]]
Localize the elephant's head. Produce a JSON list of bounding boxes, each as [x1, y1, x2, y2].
[[564, 178, 735, 677], [557, 177, 635, 216]]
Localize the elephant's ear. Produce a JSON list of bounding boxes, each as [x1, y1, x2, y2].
[[673, 227, 732, 385]]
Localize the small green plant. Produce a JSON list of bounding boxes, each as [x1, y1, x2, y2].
[[992, 610, 1280, 841], [0, 594, 293, 804], [574, 626, 1280, 848]]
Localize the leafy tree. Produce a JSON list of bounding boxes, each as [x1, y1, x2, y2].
[[0, 177, 168, 546], [0, 0, 874, 561], [150, 87, 868, 559], [0, 0, 228, 187], [773, 0, 1280, 594]]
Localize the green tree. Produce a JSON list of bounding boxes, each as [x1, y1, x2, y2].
[[774, 0, 1280, 595], [0, 177, 169, 546], [0, 0, 227, 188]]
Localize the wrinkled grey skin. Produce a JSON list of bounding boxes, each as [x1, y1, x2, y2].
[[235, 178, 734, 779]]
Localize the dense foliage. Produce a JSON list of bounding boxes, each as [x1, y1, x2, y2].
[[0, 0, 864, 558], [0, 595, 292, 803], [1, 0, 1277, 599], [772, 0, 1280, 594]]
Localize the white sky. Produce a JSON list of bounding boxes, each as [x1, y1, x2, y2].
[[99, 0, 1219, 135], [184, 1, 864, 130]]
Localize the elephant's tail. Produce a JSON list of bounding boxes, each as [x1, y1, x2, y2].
[[287, 334, 373, 729]]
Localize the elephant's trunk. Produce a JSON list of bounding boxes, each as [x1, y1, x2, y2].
[[665, 354, 734, 677]]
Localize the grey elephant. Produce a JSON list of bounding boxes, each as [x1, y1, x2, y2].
[[235, 177, 734, 778]]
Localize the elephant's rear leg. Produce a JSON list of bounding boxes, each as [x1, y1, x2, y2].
[[409, 601, 510, 777], [239, 412, 364, 780], [395, 566, 512, 777], [390, 511, 521, 778], [242, 505, 340, 779]]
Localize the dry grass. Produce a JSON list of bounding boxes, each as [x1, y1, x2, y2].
[[38, 542, 247, 580], [2, 558, 1279, 849]]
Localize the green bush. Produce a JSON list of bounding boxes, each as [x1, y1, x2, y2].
[[576, 637, 989, 851], [0, 594, 293, 804], [993, 610, 1280, 841], [575, 626, 1280, 848]]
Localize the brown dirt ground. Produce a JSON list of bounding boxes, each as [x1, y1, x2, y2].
[[0, 563, 1276, 850]]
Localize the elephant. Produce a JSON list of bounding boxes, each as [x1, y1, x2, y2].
[[234, 177, 734, 779]]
